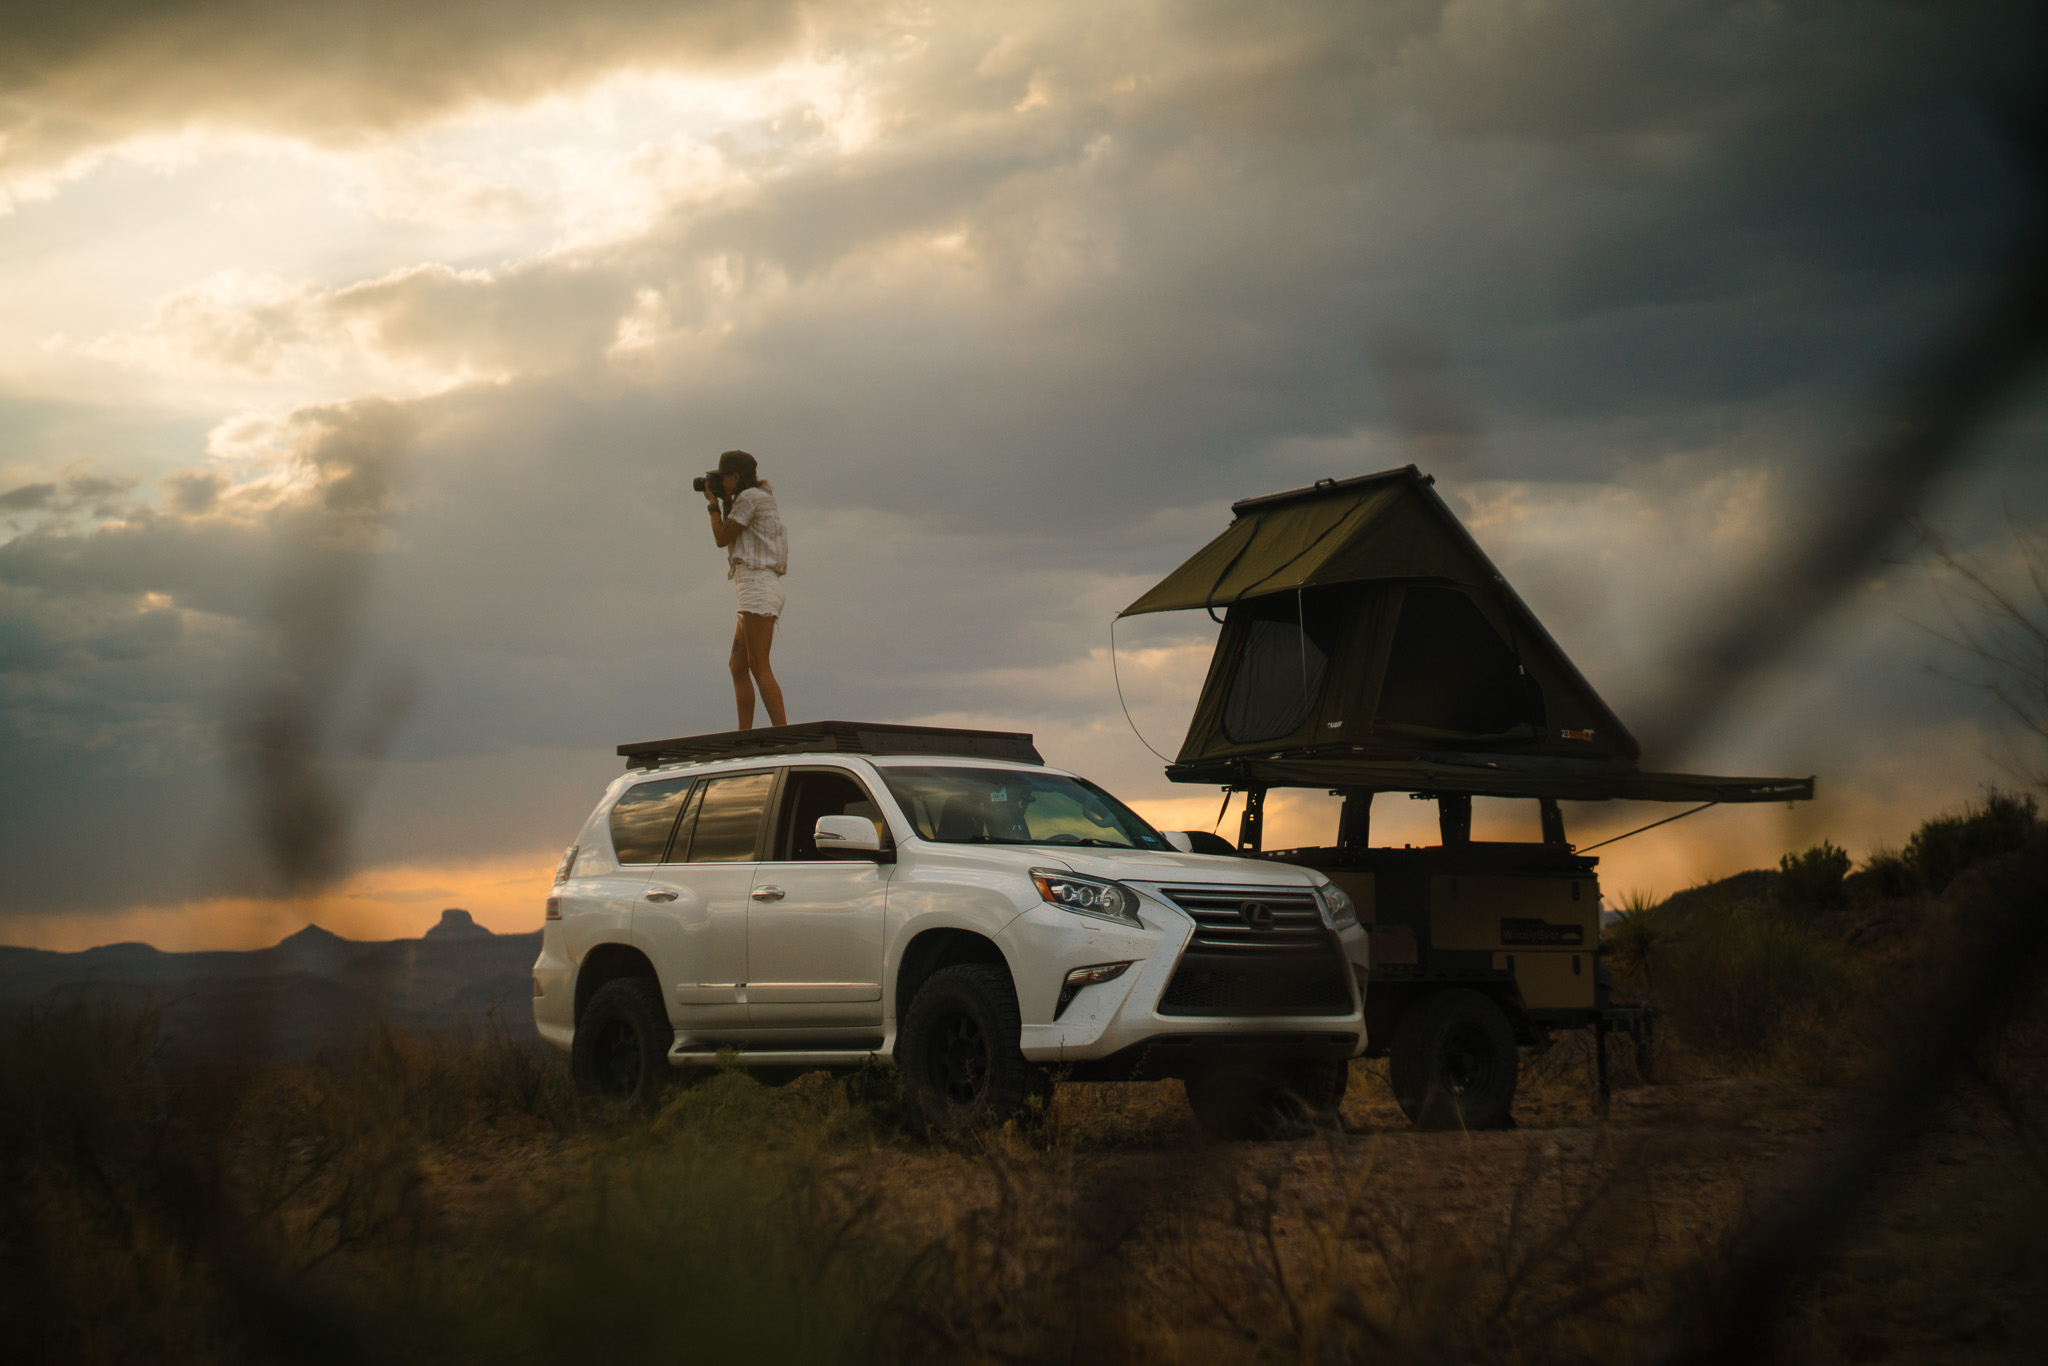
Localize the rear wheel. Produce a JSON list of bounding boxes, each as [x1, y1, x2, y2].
[[1389, 989, 1518, 1131], [1185, 1059, 1349, 1141], [899, 964, 1049, 1132], [572, 977, 671, 1107]]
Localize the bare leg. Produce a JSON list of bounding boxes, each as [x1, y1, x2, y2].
[[729, 617, 756, 729], [740, 611, 786, 727]]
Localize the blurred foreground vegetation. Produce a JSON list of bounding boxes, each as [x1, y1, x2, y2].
[[1, 792, 2044, 1364]]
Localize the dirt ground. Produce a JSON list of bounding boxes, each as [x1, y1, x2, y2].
[[403, 1044, 2037, 1364]]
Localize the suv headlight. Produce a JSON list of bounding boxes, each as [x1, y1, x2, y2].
[[1030, 868, 1143, 928], [1315, 878, 1358, 930]]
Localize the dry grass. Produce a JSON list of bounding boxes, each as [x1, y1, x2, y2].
[[5, 816, 2047, 1365]]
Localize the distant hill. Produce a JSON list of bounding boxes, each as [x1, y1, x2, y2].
[[0, 909, 542, 1060]]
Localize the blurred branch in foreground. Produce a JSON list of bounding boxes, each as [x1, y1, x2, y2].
[[1923, 524, 2048, 785], [1635, 110, 2048, 764]]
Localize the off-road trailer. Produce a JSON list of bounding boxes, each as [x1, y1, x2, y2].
[[1123, 466, 1813, 1128]]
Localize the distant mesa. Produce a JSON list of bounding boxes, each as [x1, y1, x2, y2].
[[423, 909, 493, 941]]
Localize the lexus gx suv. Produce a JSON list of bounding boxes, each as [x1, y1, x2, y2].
[[533, 722, 1368, 1139]]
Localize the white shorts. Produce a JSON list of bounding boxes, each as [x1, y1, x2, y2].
[[732, 565, 786, 618]]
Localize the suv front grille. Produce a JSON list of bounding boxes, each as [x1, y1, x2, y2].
[[1155, 886, 1354, 1017]]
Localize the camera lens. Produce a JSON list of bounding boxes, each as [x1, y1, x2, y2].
[[691, 476, 708, 492]]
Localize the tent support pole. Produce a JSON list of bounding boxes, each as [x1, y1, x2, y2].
[[1594, 1010, 1611, 1116], [1438, 793, 1472, 846], [1539, 797, 1567, 847], [1337, 790, 1373, 852], [1237, 788, 1267, 853]]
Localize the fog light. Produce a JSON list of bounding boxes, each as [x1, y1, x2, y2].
[[1055, 961, 1133, 1019]]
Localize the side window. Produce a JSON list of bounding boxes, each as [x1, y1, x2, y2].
[[609, 778, 693, 865], [1223, 616, 1329, 744], [777, 769, 886, 859], [662, 782, 706, 862], [685, 771, 775, 863]]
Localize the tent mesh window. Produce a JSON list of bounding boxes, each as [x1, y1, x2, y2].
[[1375, 586, 1545, 734], [1222, 614, 1329, 745]]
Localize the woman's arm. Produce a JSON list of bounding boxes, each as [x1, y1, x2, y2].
[[704, 485, 741, 548], [706, 502, 741, 548]]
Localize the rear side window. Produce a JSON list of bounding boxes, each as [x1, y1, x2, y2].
[[681, 771, 775, 863], [610, 778, 693, 864]]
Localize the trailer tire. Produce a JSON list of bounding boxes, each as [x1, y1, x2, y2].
[[1389, 989, 1517, 1131], [572, 977, 672, 1108], [900, 964, 1049, 1133], [1185, 1059, 1349, 1141]]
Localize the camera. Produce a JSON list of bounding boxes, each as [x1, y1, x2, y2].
[[691, 472, 720, 494]]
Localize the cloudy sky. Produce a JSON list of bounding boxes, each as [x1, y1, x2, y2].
[[3, 0, 2044, 949]]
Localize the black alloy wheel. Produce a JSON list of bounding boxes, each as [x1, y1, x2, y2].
[[934, 1011, 992, 1105], [1437, 1021, 1497, 1098], [571, 977, 671, 1108], [1388, 988, 1519, 1131], [898, 963, 1048, 1133]]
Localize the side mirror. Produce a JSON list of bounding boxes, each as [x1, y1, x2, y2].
[[815, 814, 890, 860], [1162, 830, 1194, 853]]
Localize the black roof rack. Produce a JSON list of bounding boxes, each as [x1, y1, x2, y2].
[[618, 720, 1044, 771]]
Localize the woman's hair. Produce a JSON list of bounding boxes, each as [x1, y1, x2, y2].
[[717, 449, 759, 492]]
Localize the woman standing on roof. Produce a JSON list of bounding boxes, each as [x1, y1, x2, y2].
[[702, 449, 788, 729]]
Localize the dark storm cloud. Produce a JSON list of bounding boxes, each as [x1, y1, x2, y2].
[[0, 0, 826, 180], [0, 482, 56, 510]]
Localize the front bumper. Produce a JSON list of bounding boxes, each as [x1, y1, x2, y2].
[[1008, 882, 1367, 1066]]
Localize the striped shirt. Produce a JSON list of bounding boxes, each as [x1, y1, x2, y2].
[[725, 486, 788, 575]]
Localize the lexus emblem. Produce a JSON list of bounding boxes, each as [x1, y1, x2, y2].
[[1239, 901, 1276, 932]]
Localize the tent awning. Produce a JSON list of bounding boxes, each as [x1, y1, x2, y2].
[[1166, 754, 1814, 804], [1121, 480, 1411, 616]]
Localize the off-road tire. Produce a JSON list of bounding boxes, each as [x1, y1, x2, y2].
[[1185, 1059, 1350, 1141], [898, 964, 1049, 1132], [1389, 989, 1518, 1131], [572, 977, 671, 1107]]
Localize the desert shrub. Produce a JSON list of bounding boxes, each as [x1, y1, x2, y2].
[[1777, 841, 1851, 913], [0, 1000, 241, 1363], [1902, 790, 2038, 894], [1657, 899, 1844, 1066], [399, 1142, 885, 1365], [1861, 845, 1915, 898], [1603, 889, 1667, 981]]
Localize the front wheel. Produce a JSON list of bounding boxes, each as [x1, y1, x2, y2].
[[898, 964, 1048, 1132], [1388, 989, 1518, 1131], [1185, 1059, 1350, 1141]]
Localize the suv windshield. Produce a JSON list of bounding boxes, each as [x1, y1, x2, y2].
[[879, 766, 1169, 850]]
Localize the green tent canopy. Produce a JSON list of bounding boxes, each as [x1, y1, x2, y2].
[[1121, 467, 1812, 805]]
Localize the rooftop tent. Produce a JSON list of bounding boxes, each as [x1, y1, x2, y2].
[[1121, 467, 1813, 805]]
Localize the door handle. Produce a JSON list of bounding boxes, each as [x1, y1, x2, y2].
[[751, 885, 785, 902], [644, 888, 679, 902]]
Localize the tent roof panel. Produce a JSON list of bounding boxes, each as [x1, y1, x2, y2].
[[1119, 478, 1408, 616]]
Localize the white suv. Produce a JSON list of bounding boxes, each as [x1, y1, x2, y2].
[[533, 723, 1369, 1138]]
